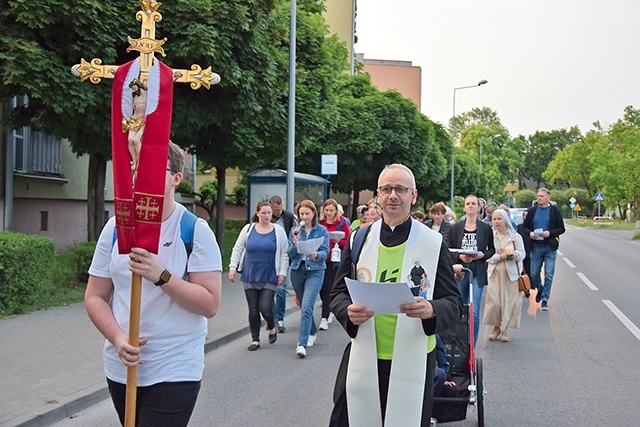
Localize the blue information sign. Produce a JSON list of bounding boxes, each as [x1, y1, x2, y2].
[[595, 193, 604, 202]]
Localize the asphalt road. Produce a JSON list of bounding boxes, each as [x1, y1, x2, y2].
[[52, 225, 640, 426]]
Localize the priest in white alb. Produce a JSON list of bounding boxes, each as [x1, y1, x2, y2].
[[329, 164, 463, 427]]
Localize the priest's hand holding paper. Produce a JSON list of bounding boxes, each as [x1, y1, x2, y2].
[[400, 297, 435, 320], [347, 304, 374, 325]]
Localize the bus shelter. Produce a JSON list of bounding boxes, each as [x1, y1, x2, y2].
[[245, 168, 329, 221]]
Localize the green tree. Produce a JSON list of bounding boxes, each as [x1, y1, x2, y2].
[[450, 106, 502, 143], [172, 0, 348, 250], [193, 180, 218, 229], [1, 0, 132, 240], [589, 106, 640, 218], [524, 127, 582, 188], [459, 123, 522, 201], [296, 73, 382, 207], [513, 189, 536, 208], [300, 74, 447, 209], [544, 130, 597, 194]]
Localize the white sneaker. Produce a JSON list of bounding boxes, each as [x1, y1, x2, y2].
[[328, 313, 335, 324], [296, 345, 306, 358], [307, 334, 316, 347], [319, 318, 329, 330]]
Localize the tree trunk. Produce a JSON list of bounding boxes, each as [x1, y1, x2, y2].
[[215, 168, 226, 251], [352, 186, 361, 213], [87, 153, 107, 241]]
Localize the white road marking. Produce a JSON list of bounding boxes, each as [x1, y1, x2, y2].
[[563, 257, 576, 268], [557, 250, 563, 256], [576, 272, 598, 291], [603, 300, 640, 341]]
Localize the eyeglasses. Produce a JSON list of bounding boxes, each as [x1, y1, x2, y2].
[[166, 168, 178, 174], [377, 185, 414, 197]]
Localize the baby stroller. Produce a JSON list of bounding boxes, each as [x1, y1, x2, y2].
[[432, 268, 485, 426]]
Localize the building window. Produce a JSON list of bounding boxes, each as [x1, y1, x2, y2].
[[8, 96, 62, 175], [40, 211, 49, 231]]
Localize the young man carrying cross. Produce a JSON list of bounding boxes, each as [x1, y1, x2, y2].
[[85, 142, 222, 426]]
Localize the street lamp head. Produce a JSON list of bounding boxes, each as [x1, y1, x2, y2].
[[478, 79, 488, 86]]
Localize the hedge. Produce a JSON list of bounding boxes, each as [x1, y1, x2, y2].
[[0, 232, 55, 314]]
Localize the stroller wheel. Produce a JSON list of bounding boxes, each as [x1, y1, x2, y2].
[[476, 357, 485, 427]]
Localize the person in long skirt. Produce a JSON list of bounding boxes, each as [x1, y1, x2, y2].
[[483, 209, 526, 342]]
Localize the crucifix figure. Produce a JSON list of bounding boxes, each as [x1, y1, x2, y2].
[[72, 0, 220, 178], [71, 2, 220, 426]]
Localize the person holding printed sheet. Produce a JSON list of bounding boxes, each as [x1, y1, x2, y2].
[[287, 200, 330, 358], [329, 164, 462, 427]]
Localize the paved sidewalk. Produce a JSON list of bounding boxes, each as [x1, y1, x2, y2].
[[0, 277, 298, 427]]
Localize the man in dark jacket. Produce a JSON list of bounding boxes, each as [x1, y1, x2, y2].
[[270, 195, 297, 332], [522, 188, 565, 311]]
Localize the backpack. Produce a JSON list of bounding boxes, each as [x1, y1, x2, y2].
[[112, 210, 198, 258]]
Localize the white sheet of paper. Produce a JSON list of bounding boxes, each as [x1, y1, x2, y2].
[[534, 228, 545, 241], [296, 237, 324, 255], [345, 278, 416, 314], [449, 248, 481, 255]]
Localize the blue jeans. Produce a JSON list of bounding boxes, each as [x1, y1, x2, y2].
[[274, 282, 287, 323], [290, 265, 324, 347], [529, 243, 557, 302], [274, 267, 292, 324], [458, 272, 483, 346]]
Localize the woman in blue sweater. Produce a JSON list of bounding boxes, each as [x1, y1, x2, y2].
[[229, 201, 289, 351]]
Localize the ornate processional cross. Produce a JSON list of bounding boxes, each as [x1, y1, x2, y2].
[[72, 0, 219, 89], [72, 0, 220, 175], [70, 3, 220, 426]]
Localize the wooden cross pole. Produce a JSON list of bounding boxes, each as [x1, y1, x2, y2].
[[71, 2, 219, 426]]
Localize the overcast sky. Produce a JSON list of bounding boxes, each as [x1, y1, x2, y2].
[[354, 0, 640, 137]]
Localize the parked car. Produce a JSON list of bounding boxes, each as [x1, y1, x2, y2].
[[510, 208, 528, 225]]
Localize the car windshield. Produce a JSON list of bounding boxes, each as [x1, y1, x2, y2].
[[510, 208, 527, 225]]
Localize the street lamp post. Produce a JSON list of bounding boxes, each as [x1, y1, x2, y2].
[[449, 79, 488, 209]]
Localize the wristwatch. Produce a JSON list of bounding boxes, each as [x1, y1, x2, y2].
[[154, 269, 172, 287]]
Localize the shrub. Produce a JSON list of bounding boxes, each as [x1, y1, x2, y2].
[[0, 232, 55, 315], [514, 189, 536, 208], [176, 180, 194, 194], [69, 241, 97, 285]]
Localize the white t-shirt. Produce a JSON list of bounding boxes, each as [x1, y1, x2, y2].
[[89, 203, 222, 386]]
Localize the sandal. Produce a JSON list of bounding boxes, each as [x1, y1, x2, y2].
[[488, 327, 501, 341]]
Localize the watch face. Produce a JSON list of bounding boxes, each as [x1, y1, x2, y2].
[[156, 270, 172, 286]]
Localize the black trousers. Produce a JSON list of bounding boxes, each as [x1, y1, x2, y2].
[[329, 343, 436, 427], [107, 379, 201, 427], [320, 263, 338, 319], [244, 288, 276, 341]]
